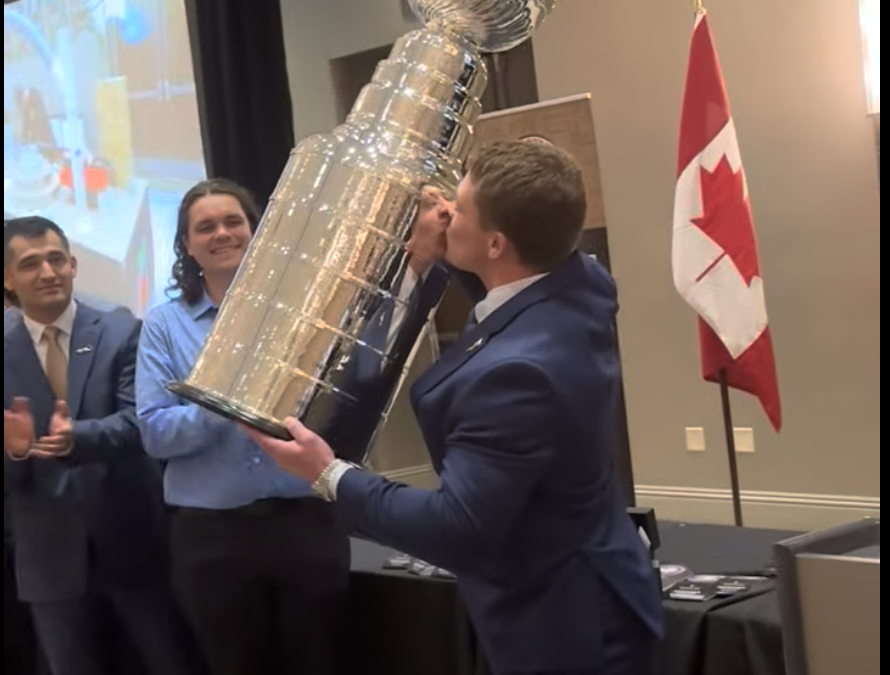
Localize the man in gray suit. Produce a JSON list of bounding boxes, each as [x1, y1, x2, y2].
[[4, 217, 200, 675]]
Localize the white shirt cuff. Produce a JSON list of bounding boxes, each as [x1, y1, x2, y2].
[[327, 461, 355, 499]]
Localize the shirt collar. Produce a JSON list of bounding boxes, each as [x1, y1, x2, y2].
[[184, 291, 217, 321], [23, 300, 77, 345], [474, 272, 548, 324]]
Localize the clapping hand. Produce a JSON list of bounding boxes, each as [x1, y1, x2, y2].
[[4, 398, 35, 459], [31, 401, 74, 459]]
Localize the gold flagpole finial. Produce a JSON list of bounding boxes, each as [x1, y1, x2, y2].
[[694, 0, 704, 14]]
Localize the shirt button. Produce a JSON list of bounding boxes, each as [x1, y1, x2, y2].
[[252, 456, 262, 465]]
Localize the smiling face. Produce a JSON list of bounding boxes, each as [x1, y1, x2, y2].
[[4, 230, 77, 323], [183, 193, 252, 281]]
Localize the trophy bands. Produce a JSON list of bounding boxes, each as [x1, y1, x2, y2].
[[167, 0, 559, 463]]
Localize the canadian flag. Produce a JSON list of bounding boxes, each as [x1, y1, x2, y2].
[[673, 12, 782, 431]]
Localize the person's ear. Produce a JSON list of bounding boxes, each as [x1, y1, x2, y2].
[[4, 268, 14, 296], [488, 231, 509, 260]]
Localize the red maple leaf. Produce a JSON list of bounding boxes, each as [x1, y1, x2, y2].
[[692, 156, 761, 286]]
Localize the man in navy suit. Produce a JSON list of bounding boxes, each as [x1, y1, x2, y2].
[[248, 140, 664, 674], [3, 217, 200, 675]]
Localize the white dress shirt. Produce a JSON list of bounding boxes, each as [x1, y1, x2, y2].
[[22, 301, 77, 370], [323, 272, 549, 498], [471, 273, 548, 323]]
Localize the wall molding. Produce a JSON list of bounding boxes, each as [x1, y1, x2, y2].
[[379, 464, 439, 489], [377, 469, 881, 532], [636, 485, 880, 531]]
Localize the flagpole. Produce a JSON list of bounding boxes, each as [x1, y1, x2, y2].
[[718, 370, 745, 527], [691, 0, 744, 530]]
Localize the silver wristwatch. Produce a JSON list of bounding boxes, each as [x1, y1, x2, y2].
[[312, 459, 362, 501]]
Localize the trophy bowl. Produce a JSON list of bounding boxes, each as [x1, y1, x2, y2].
[[168, 0, 559, 464], [407, 0, 557, 52]]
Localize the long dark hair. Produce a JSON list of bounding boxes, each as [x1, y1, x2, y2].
[[167, 178, 261, 305]]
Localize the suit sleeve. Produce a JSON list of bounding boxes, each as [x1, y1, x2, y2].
[[5, 313, 32, 491], [135, 313, 233, 461], [67, 320, 144, 463], [335, 359, 560, 573]]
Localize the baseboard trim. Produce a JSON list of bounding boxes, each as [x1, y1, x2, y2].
[[374, 470, 881, 531], [636, 485, 880, 531], [379, 464, 439, 489]]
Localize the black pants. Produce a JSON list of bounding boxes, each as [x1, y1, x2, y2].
[[5, 542, 163, 675], [171, 498, 350, 675], [5, 544, 39, 675], [30, 583, 201, 675]]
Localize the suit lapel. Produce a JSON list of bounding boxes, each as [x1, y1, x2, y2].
[[412, 322, 488, 401], [5, 323, 50, 404], [67, 305, 103, 417], [414, 253, 585, 399], [5, 324, 57, 440]]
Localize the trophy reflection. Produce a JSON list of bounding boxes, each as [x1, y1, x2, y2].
[[168, 0, 559, 464]]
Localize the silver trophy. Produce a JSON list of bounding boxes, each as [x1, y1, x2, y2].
[[169, 0, 559, 463]]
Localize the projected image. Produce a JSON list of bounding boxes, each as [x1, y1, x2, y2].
[[4, 0, 205, 314]]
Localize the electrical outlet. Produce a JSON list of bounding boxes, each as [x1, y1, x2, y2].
[[734, 427, 755, 453], [685, 427, 706, 452]]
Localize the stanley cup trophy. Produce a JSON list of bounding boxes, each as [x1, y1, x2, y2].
[[168, 0, 559, 463]]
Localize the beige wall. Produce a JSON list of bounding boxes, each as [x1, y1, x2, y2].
[[280, 0, 415, 142], [279, 0, 337, 142], [280, 0, 881, 528], [532, 0, 880, 519]]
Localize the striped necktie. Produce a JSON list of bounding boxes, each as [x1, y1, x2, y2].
[[43, 326, 68, 400]]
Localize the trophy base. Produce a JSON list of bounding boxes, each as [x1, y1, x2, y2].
[[166, 382, 293, 441]]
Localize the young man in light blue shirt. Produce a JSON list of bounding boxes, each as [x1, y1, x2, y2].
[[136, 179, 350, 675]]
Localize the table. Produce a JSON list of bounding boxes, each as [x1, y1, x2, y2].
[[344, 538, 479, 675], [656, 523, 795, 675], [345, 522, 798, 675], [7, 522, 795, 675]]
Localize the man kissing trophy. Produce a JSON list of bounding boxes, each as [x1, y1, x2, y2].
[[170, 0, 559, 465]]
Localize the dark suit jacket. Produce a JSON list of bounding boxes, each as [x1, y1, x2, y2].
[[4, 303, 168, 603], [319, 262, 450, 464], [335, 253, 663, 673]]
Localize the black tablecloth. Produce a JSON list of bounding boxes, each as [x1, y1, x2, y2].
[[700, 591, 785, 675], [7, 523, 795, 675], [344, 538, 481, 675], [346, 522, 798, 675], [656, 523, 795, 675]]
